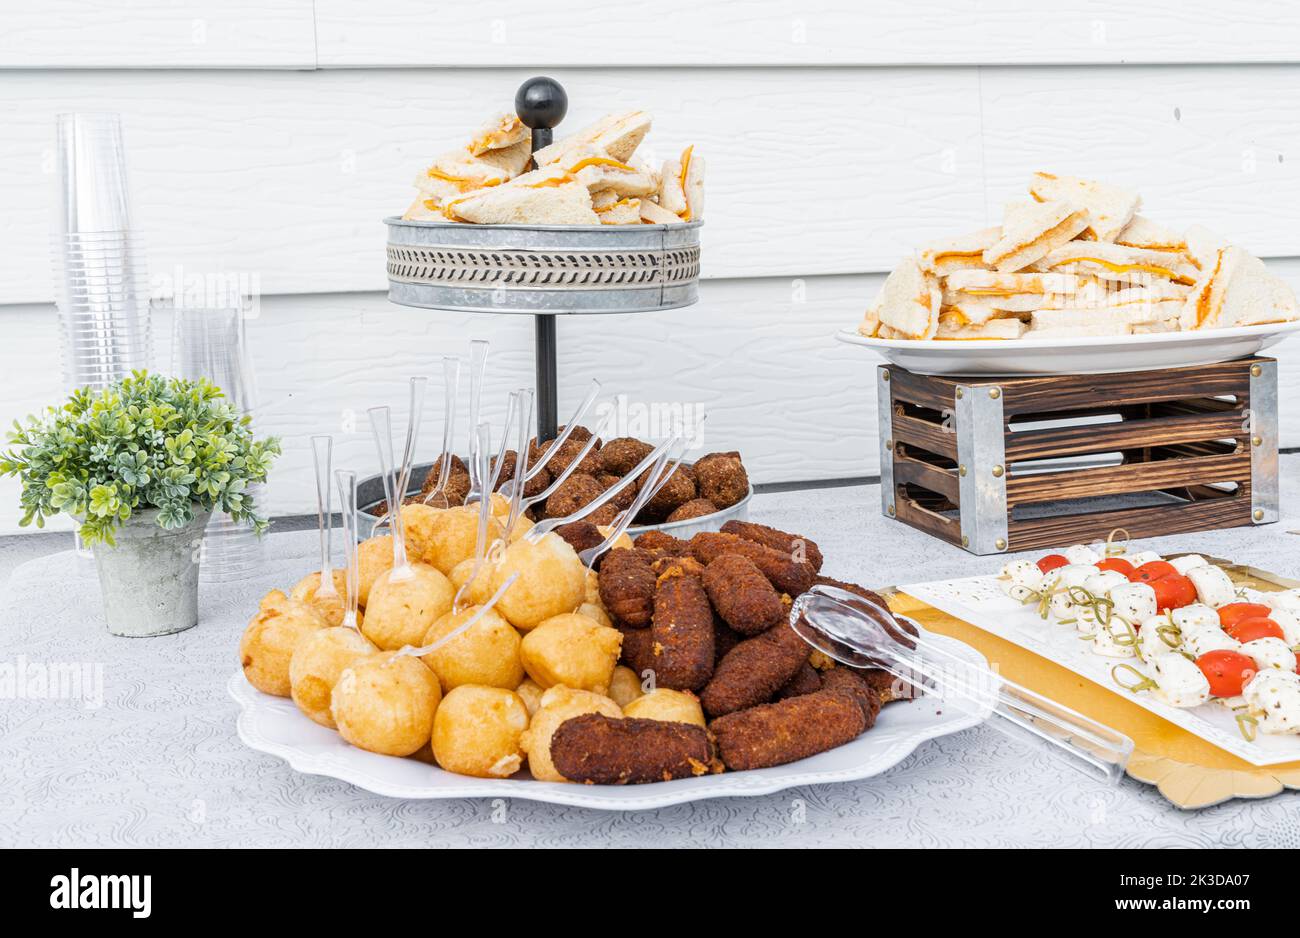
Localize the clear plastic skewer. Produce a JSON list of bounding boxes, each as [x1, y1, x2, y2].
[[310, 434, 338, 599], [391, 572, 521, 661], [790, 585, 1134, 784], [577, 434, 683, 569], [453, 422, 497, 614], [499, 379, 602, 498], [464, 340, 489, 504], [368, 376, 427, 580], [502, 389, 534, 540], [334, 469, 363, 632], [511, 410, 613, 522], [421, 356, 461, 508]]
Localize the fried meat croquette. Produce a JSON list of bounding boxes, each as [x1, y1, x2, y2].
[[545, 472, 612, 522], [693, 451, 749, 508], [651, 554, 706, 580], [597, 548, 657, 627], [492, 450, 550, 497], [554, 520, 604, 558], [709, 688, 867, 771], [597, 437, 654, 476], [634, 530, 691, 555], [775, 662, 823, 700], [701, 553, 784, 635], [699, 621, 811, 717], [536, 435, 602, 477], [689, 531, 816, 597], [519, 686, 623, 783], [722, 520, 824, 573], [597, 473, 638, 511], [649, 569, 715, 690], [549, 713, 717, 784], [666, 498, 719, 522], [618, 624, 655, 675], [819, 667, 883, 725], [419, 454, 470, 507], [633, 464, 696, 521]]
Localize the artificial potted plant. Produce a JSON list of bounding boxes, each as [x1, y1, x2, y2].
[[1, 372, 280, 636]]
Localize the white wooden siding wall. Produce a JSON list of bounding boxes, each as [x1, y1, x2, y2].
[[2, 2, 1299, 532]]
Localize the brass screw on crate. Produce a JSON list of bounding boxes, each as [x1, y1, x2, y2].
[[955, 387, 964, 400], [992, 464, 1005, 477], [961, 535, 970, 548], [1254, 509, 1265, 521], [1253, 436, 1263, 447], [882, 369, 890, 382], [886, 439, 894, 452], [959, 464, 967, 477], [887, 503, 896, 517], [1251, 365, 1262, 377], [995, 538, 1007, 551], [989, 388, 1001, 400]]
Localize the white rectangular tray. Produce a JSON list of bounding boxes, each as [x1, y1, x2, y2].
[[899, 573, 1300, 767]]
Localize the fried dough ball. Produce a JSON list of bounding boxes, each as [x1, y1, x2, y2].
[[331, 652, 442, 757], [515, 678, 546, 716], [520, 613, 623, 694], [490, 534, 587, 630], [411, 504, 505, 575], [598, 437, 654, 475], [578, 602, 613, 628], [584, 567, 602, 607], [694, 451, 750, 508], [597, 525, 634, 552], [448, 557, 495, 607], [239, 590, 328, 697], [607, 665, 644, 708], [431, 685, 529, 778], [397, 502, 442, 566], [356, 535, 395, 607], [544, 472, 606, 520], [623, 688, 705, 727], [289, 626, 378, 727], [666, 498, 719, 523], [519, 686, 623, 782], [290, 569, 353, 626], [420, 605, 524, 691], [362, 563, 455, 650]]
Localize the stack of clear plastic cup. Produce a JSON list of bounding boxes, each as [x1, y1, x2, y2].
[[52, 113, 153, 392], [172, 306, 265, 583]]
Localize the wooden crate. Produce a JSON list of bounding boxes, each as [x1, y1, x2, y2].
[[877, 357, 1280, 554]]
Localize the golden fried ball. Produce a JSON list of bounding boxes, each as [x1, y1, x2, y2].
[[578, 602, 612, 628], [290, 569, 354, 628], [448, 558, 496, 607], [417, 505, 505, 575], [622, 688, 706, 727], [595, 526, 634, 552], [239, 590, 328, 697], [361, 563, 455, 651], [519, 686, 623, 782], [584, 568, 602, 607], [357, 535, 395, 607], [331, 652, 442, 756], [398, 502, 444, 568], [289, 627, 378, 727], [420, 605, 524, 691], [431, 685, 529, 778], [515, 678, 546, 716], [490, 534, 587, 631], [607, 665, 644, 708], [519, 612, 623, 694]]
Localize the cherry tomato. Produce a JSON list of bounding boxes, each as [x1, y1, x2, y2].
[[1150, 574, 1198, 611], [1036, 554, 1069, 574], [1224, 616, 1285, 643], [1196, 650, 1258, 698], [1095, 557, 1135, 579], [1133, 560, 1178, 584], [1217, 603, 1274, 629], [1294, 652, 1300, 673]]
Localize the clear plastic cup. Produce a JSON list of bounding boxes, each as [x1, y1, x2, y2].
[[55, 113, 133, 235]]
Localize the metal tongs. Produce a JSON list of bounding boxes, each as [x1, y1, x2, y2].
[[790, 585, 1134, 784]]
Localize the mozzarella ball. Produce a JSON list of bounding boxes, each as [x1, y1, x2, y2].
[[519, 612, 623, 694], [1266, 589, 1300, 617], [239, 590, 328, 697], [1264, 607, 1300, 645], [1092, 622, 1137, 658], [1241, 637, 1296, 673], [622, 688, 706, 726], [1181, 623, 1241, 658], [1244, 670, 1300, 734], [1111, 582, 1157, 624], [1000, 559, 1044, 602], [519, 686, 622, 782], [1065, 544, 1101, 565], [1138, 614, 1181, 660], [362, 563, 455, 650], [290, 626, 378, 727], [356, 535, 395, 607], [515, 678, 546, 716], [1187, 565, 1236, 608], [607, 665, 644, 708], [1125, 550, 1163, 567], [1172, 603, 1219, 632], [490, 534, 587, 630], [431, 685, 530, 778], [1150, 655, 1211, 708], [1047, 564, 1096, 620], [1083, 569, 1129, 599], [331, 652, 442, 756], [1169, 554, 1208, 575], [420, 605, 524, 691]]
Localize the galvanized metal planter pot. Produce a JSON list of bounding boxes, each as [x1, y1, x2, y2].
[[384, 218, 702, 315]]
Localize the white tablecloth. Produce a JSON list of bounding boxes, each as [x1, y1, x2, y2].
[[3, 458, 1299, 848]]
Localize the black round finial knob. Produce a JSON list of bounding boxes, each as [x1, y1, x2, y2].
[[515, 77, 568, 130]]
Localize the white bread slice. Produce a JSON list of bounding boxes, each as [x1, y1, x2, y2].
[[1026, 318, 1134, 338], [1028, 173, 1140, 242], [935, 317, 1026, 340], [944, 270, 1082, 306], [639, 199, 681, 225], [876, 257, 942, 340], [475, 139, 531, 176], [984, 200, 1090, 272], [939, 300, 1004, 326], [1184, 224, 1228, 271], [596, 198, 642, 225], [658, 157, 687, 215], [679, 147, 704, 222], [448, 177, 598, 225], [1033, 241, 1198, 286], [1030, 299, 1180, 332], [1116, 215, 1186, 252], [401, 194, 445, 222], [919, 227, 1000, 276], [1181, 246, 1299, 329], [559, 147, 657, 197], [1133, 321, 1180, 334], [417, 150, 515, 195], [859, 299, 881, 338], [533, 111, 652, 167], [468, 113, 528, 155]]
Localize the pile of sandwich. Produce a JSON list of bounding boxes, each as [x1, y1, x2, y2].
[[402, 110, 703, 226], [860, 172, 1298, 341]]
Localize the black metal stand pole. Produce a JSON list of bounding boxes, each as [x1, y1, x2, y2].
[[515, 75, 568, 443]]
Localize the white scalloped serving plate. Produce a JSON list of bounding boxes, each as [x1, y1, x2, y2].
[[228, 633, 988, 811]]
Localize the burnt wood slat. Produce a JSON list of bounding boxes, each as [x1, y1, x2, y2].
[[1005, 452, 1251, 504], [1008, 497, 1254, 552], [1003, 409, 1248, 461], [891, 412, 959, 459], [893, 453, 960, 502]]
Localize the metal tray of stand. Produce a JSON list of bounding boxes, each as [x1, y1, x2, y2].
[[356, 460, 750, 541], [384, 217, 702, 314]]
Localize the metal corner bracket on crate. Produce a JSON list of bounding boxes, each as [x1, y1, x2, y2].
[[877, 357, 1281, 555]]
